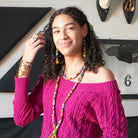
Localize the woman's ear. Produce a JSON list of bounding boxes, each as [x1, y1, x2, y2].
[[82, 24, 88, 37]]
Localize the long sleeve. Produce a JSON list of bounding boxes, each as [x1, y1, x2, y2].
[[13, 75, 44, 126], [93, 81, 128, 138]]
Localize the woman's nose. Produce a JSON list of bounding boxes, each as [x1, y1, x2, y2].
[[60, 30, 68, 40]]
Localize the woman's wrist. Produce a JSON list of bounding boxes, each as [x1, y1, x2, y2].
[[16, 58, 32, 78]]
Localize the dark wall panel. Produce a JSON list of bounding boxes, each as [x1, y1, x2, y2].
[[0, 7, 51, 92], [0, 7, 51, 61], [0, 116, 43, 138], [0, 48, 44, 92]]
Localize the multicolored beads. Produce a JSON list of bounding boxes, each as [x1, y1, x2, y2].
[[62, 63, 86, 80], [49, 62, 86, 137]]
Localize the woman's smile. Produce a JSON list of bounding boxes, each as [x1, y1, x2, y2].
[[59, 41, 72, 47]]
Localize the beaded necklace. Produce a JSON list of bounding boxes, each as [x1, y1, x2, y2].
[[62, 64, 85, 80], [49, 62, 86, 138]]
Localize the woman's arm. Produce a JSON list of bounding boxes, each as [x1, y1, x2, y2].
[[13, 32, 46, 126], [95, 87, 128, 138], [93, 67, 128, 138], [13, 75, 44, 126]]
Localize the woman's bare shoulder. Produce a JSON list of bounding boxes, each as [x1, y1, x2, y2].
[[83, 66, 115, 83], [97, 66, 115, 82]]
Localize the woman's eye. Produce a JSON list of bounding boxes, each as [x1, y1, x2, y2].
[[67, 27, 74, 31], [53, 30, 59, 34]]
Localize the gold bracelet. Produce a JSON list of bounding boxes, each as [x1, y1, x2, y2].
[[20, 59, 32, 69], [16, 58, 32, 78], [16, 68, 31, 78]]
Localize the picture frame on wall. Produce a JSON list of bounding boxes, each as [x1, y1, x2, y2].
[[101, 39, 138, 99]]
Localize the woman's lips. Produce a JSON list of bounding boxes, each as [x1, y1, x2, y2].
[[59, 41, 72, 47]]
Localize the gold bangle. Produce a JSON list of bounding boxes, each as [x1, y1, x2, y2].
[[20, 59, 32, 69], [16, 69, 30, 77], [16, 70, 30, 78], [16, 58, 32, 78]]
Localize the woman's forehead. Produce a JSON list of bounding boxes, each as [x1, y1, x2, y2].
[[52, 14, 77, 28]]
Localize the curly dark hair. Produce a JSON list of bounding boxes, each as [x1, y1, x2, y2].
[[42, 6, 104, 82]]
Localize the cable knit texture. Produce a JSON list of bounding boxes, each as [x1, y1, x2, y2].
[[13, 75, 128, 138]]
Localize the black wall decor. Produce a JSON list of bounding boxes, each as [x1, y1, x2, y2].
[[0, 7, 51, 92], [0, 48, 44, 92], [0, 7, 51, 61], [0, 116, 43, 138]]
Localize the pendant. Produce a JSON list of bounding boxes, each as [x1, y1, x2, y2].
[[49, 133, 57, 138]]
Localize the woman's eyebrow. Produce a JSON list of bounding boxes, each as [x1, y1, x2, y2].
[[52, 22, 76, 30]]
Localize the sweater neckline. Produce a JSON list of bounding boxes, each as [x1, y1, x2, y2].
[[59, 77, 119, 91]]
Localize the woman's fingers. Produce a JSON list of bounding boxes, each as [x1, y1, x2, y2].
[[22, 32, 46, 63], [32, 38, 46, 48], [30, 32, 45, 41], [29, 33, 46, 47]]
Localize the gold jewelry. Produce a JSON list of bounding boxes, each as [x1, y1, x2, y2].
[[21, 59, 32, 68], [83, 39, 86, 58], [16, 59, 32, 78], [56, 49, 59, 64]]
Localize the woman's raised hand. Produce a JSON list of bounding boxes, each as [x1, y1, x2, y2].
[[22, 32, 46, 63]]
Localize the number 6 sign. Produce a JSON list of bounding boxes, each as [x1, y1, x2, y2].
[[101, 39, 138, 99]]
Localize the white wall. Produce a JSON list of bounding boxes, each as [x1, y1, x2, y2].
[[0, 0, 138, 118], [0, 0, 138, 39]]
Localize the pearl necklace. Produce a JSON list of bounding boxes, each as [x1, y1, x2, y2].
[[49, 62, 86, 138]]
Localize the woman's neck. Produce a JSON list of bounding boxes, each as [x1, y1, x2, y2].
[[64, 56, 85, 77]]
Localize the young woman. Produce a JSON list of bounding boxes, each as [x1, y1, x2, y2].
[[13, 7, 128, 138]]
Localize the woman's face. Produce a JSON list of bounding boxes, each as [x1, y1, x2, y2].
[[52, 14, 87, 58]]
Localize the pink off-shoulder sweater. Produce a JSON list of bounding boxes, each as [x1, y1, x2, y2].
[[13, 75, 128, 138]]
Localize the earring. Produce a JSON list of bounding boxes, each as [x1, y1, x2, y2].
[[83, 39, 86, 58], [56, 49, 59, 64]]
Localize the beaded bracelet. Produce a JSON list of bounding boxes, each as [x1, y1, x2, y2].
[[16, 58, 32, 78]]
